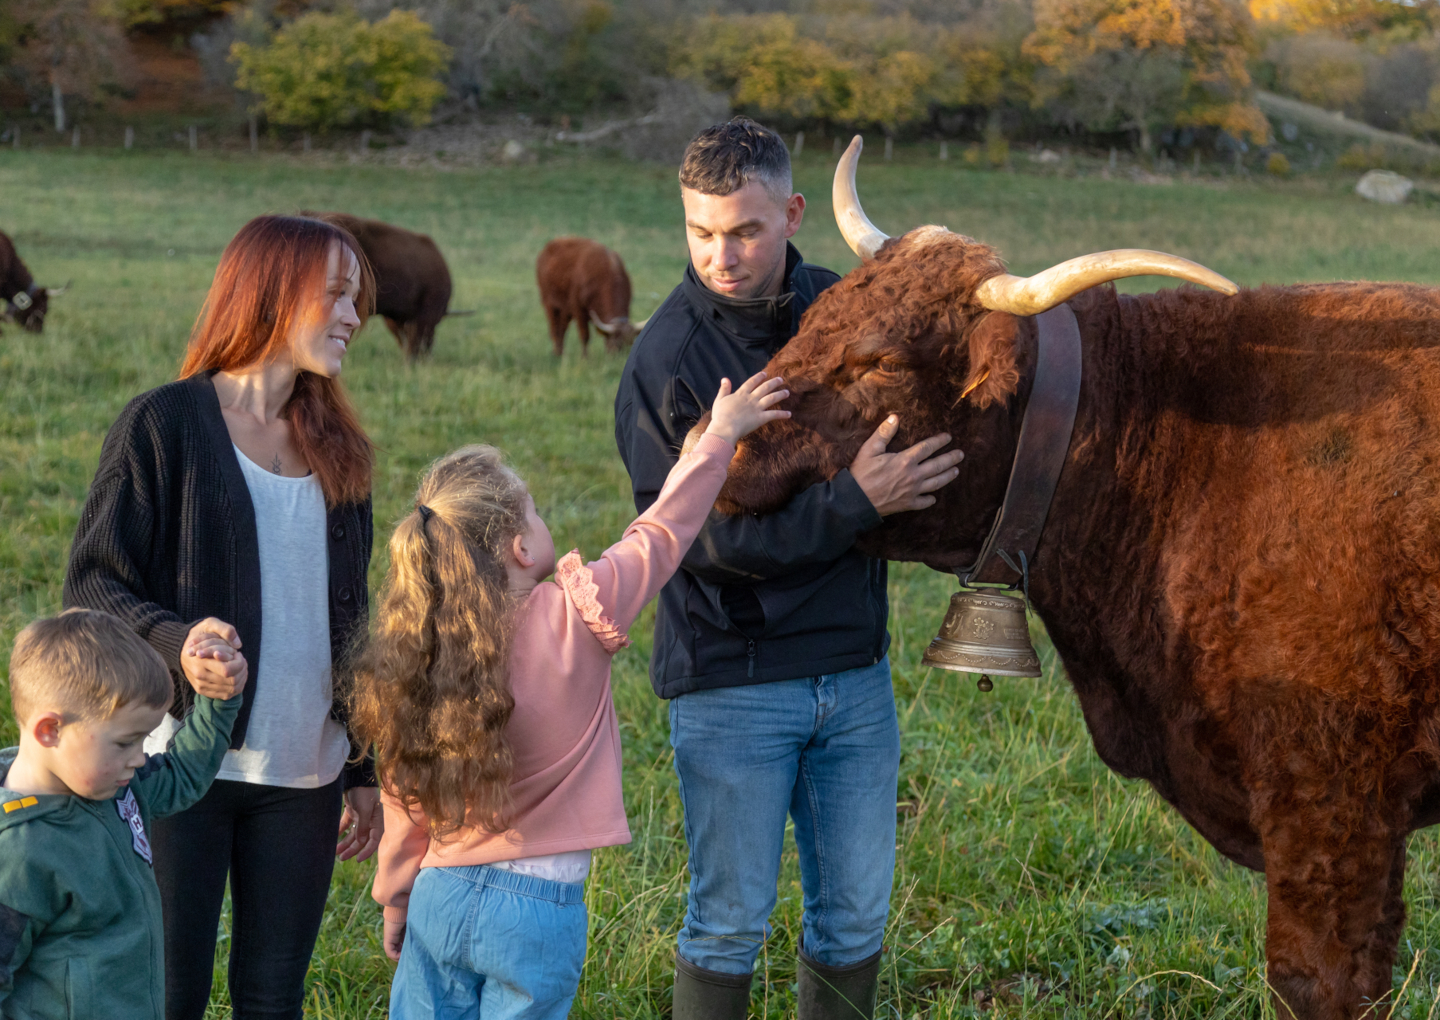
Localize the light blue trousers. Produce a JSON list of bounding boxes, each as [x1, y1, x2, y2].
[[389, 864, 587, 1020]]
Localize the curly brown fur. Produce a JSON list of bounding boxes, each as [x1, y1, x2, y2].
[[718, 227, 1440, 1020]]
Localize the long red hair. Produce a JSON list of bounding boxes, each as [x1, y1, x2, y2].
[[180, 215, 376, 506]]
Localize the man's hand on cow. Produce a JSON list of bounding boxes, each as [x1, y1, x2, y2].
[[182, 617, 249, 700], [850, 415, 964, 516]]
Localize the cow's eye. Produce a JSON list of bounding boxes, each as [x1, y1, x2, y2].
[[871, 358, 904, 374]]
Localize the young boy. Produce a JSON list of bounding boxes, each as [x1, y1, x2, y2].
[[0, 608, 244, 1018]]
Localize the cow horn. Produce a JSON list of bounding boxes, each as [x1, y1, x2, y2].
[[589, 311, 620, 335], [632, 316, 649, 330], [832, 134, 1237, 310], [974, 253, 1237, 315], [833, 136, 889, 260], [45, 280, 70, 297]]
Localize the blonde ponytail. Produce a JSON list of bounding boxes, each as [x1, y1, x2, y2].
[[350, 445, 531, 838]]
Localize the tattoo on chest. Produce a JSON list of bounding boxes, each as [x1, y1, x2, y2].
[[271, 453, 283, 474]]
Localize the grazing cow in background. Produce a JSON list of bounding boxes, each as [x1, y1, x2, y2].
[[536, 237, 647, 356], [0, 231, 66, 334], [703, 137, 1440, 1020], [304, 212, 459, 360]]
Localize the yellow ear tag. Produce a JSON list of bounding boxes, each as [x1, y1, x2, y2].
[[3, 797, 38, 813], [960, 369, 991, 400]]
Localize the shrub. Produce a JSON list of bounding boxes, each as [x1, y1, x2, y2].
[[231, 10, 450, 133], [1267, 151, 1292, 175], [986, 133, 1011, 167], [1267, 33, 1367, 115], [1337, 142, 1384, 169]]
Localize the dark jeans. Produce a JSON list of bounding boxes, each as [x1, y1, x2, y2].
[[152, 777, 344, 1020]]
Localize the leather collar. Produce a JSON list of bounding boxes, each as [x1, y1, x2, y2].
[[962, 303, 1083, 589]]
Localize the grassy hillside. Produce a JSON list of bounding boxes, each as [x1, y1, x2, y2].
[[4, 147, 1440, 1018]]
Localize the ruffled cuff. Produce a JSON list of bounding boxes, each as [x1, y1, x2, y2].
[[555, 550, 630, 654]]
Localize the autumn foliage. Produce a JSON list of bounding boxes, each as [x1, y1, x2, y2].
[[230, 11, 450, 133], [674, 0, 1267, 150]]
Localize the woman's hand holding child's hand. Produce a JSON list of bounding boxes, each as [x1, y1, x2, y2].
[[182, 617, 249, 700], [704, 372, 790, 446]]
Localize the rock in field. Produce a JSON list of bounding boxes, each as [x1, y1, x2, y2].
[[1356, 169, 1414, 204]]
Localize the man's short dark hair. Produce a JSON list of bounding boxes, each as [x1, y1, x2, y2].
[[679, 117, 792, 205]]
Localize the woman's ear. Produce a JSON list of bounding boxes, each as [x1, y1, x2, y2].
[[961, 311, 1021, 409]]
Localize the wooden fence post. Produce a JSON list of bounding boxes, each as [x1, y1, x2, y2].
[[884, 136, 893, 161], [250, 114, 258, 153], [124, 126, 134, 150], [793, 131, 804, 156], [939, 140, 948, 160], [189, 125, 197, 152]]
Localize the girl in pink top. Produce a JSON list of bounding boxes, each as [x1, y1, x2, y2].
[[351, 372, 789, 1020]]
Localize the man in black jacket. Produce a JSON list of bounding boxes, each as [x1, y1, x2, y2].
[[614, 118, 963, 1020]]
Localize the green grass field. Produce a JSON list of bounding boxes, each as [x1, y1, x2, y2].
[[6, 146, 1440, 1019]]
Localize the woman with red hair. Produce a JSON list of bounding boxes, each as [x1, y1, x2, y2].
[[64, 215, 383, 1020]]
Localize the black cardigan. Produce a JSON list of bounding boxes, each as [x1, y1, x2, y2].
[[63, 371, 375, 789]]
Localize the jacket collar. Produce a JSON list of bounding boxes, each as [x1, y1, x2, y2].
[[0, 747, 73, 828], [682, 243, 806, 348]]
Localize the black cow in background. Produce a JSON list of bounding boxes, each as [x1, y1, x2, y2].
[[1, 231, 66, 333], [303, 212, 463, 360]]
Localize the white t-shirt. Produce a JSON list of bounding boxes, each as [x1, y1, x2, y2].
[[145, 447, 350, 789], [489, 848, 592, 884]]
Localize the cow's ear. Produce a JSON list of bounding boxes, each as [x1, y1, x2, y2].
[[961, 311, 1020, 409]]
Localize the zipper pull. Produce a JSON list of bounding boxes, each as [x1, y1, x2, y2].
[[747, 640, 756, 678]]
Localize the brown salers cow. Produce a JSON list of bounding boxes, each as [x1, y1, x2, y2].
[[304, 212, 463, 360], [536, 237, 648, 356], [0, 231, 66, 334], [706, 138, 1440, 1020]]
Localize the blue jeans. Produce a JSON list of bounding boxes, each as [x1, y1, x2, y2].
[[389, 865, 588, 1020], [669, 657, 901, 975]]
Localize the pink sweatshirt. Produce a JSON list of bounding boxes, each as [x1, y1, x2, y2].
[[372, 433, 735, 923]]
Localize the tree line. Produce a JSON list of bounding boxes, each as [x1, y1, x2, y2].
[[3, 0, 1440, 153]]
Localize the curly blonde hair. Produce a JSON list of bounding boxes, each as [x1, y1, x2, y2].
[[350, 445, 530, 838]]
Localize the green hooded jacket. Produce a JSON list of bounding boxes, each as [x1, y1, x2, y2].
[[0, 692, 239, 1019]]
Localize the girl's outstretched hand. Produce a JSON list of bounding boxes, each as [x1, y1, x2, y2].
[[705, 372, 790, 445]]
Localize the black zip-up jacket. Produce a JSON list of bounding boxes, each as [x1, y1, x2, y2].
[[62, 371, 375, 789], [614, 243, 890, 699]]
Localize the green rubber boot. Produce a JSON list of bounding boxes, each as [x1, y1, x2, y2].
[[796, 947, 882, 1020], [672, 953, 753, 1020]]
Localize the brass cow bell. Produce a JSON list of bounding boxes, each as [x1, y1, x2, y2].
[[922, 589, 1042, 682]]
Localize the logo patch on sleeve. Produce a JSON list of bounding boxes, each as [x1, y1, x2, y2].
[[115, 789, 152, 865]]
